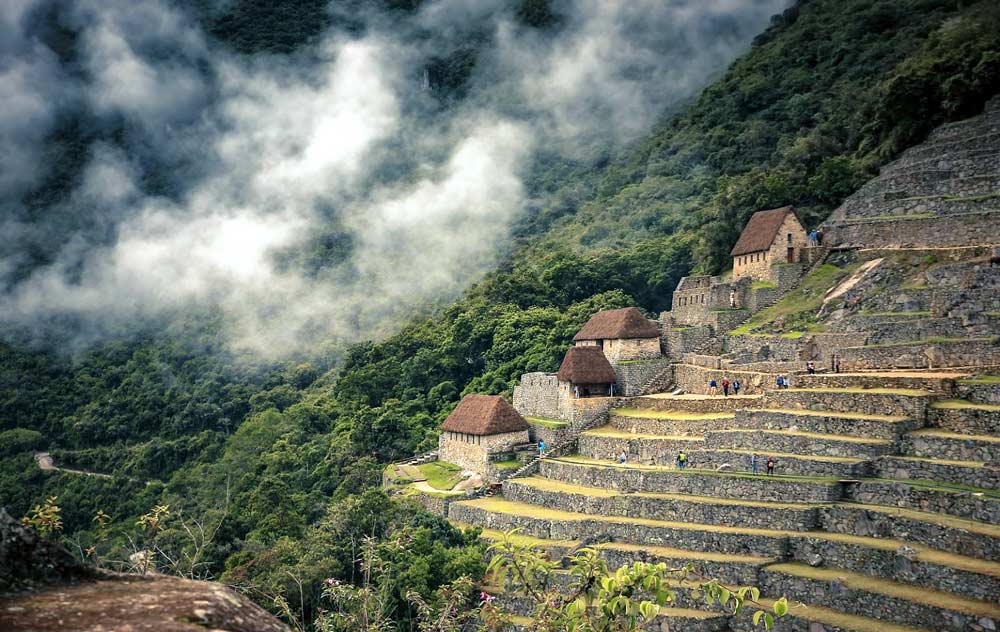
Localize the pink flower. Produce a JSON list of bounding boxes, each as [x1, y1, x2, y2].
[[480, 591, 495, 603]]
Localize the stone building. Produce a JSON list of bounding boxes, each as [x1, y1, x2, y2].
[[731, 206, 809, 281], [572, 307, 662, 362], [557, 345, 618, 397], [438, 394, 530, 475]]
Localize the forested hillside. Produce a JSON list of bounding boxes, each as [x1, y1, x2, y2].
[[2, 0, 999, 628]]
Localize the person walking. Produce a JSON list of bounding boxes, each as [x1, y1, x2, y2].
[[766, 455, 775, 476], [833, 353, 841, 373], [776, 375, 785, 389], [677, 450, 688, 470], [809, 229, 818, 247], [618, 449, 627, 465], [538, 439, 546, 455], [750, 453, 759, 475], [806, 361, 815, 375], [733, 379, 741, 395], [709, 379, 718, 395], [721, 378, 730, 397]]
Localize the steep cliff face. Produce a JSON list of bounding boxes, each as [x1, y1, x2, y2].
[[0, 511, 289, 632]]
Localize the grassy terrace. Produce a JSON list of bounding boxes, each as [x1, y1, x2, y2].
[[526, 416, 569, 429], [907, 428, 1000, 442], [781, 387, 932, 396], [417, 461, 463, 490], [932, 398, 1000, 411], [710, 428, 891, 444], [691, 448, 865, 464], [550, 455, 842, 484], [893, 455, 987, 467], [612, 408, 735, 420], [856, 337, 991, 349], [759, 407, 909, 422], [454, 498, 1000, 573], [583, 426, 705, 441], [509, 476, 823, 510], [493, 459, 522, 471], [765, 563, 1000, 619], [957, 375, 1000, 385], [752, 598, 928, 632]]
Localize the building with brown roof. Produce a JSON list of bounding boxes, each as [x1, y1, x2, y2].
[[572, 307, 662, 363], [438, 394, 530, 477], [731, 206, 808, 281], [557, 345, 617, 397]]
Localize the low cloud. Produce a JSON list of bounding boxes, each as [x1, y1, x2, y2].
[[0, 0, 789, 356]]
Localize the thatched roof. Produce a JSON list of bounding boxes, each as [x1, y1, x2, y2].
[[573, 307, 660, 341], [556, 346, 617, 384], [730, 206, 801, 256], [440, 394, 529, 436]]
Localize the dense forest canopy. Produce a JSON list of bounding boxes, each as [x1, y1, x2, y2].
[[2, 0, 999, 628]]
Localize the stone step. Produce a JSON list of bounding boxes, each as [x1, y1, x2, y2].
[[791, 371, 960, 394], [930, 399, 1000, 435], [903, 428, 1000, 463], [450, 499, 1000, 601], [609, 409, 735, 436], [627, 393, 765, 414], [461, 524, 772, 585], [762, 387, 934, 419], [881, 148, 1000, 178], [731, 600, 931, 632], [844, 478, 1000, 524], [704, 429, 894, 459], [876, 456, 1000, 492], [503, 476, 823, 531], [737, 408, 919, 440], [759, 563, 1000, 631], [957, 377, 1000, 405], [578, 426, 706, 461], [685, 449, 869, 478], [822, 503, 1000, 563], [448, 497, 791, 557], [538, 456, 844, 502]]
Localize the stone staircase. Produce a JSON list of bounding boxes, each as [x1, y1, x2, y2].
[[446, 372, 1000, 631]]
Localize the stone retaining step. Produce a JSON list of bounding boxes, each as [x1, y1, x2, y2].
[[578, 426, 706, 461], [451, 499, 1000, 600], [461, 524, 773, 585], [957, 378, 1000, 405], [759, 563, 1000, 631], [609, 409, 735, 436], [704, 429, 894, 459], [539, 456, 845, 502], [844, 478, 1000, 524], [792, 371, 962, 394], [503, 477, 823, 531], [876, 456, 1000, 491], [731, 599, 931, 632], [685, 449, 869, 478], [930, 399, 1000, 435], [822, 503, 1000, 562], [763, 387, 934, 419], [628, 393, 765, 414], [903, 428, 1000, 463], [736, 408, 919, 440]]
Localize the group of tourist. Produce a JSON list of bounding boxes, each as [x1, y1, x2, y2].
[[809, 228, 824, 246], [708, 378, 742, 396]]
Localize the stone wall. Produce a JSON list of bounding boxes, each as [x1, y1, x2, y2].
[[538, 460, 843, 502], [560, 392, 621, 429], [876, 456, 1000, 491], [764, 389, 930, 419], [672, 363, 772, 395], [723, 335, 804, 362], [826, 211, 1000, 249], [660, 320, 716, 359], [902, 431, 999, 463], [602, 337, 662, 363], [671, 275, 716, 326], [438, 429, 529, 475], [513, 372, 561, 420], [839, 339, 1000, 370], [613, 359, 672, 396], [735, 409, 919, 439], [844, 480, 1000, 524], [929, 403, 1000, 435], [957, 381, 1000, 405]]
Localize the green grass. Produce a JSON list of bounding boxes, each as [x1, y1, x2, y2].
[[526, 416, 569, 429], [613, 408, 735, 420], [618, 358, 665, 365], [931, 398, 1000, 411], [493, 459, 522, 471], [730, 263, 856, 337], [417, 461, 463, 491], [784, 386, 931, 396], [858, 336, 990, 349], [552, 455, 842, 484], [957, 375, 1000, 385], [750, 280, 778, 290]]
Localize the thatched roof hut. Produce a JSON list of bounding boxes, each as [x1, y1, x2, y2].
[[556, 346, 617, 384], [573, 307, 659, 342], [439, 394, 529, 435]]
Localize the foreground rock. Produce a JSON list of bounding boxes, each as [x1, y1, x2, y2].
[[0, 574, 291, 632]]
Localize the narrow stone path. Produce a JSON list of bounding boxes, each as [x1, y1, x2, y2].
[[34, 452, 113, 479]]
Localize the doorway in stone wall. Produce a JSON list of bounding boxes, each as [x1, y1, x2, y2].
[[787, 247, 795, 263]]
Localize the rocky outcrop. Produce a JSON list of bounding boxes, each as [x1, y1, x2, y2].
[[0, 509, 96, 596]]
